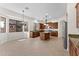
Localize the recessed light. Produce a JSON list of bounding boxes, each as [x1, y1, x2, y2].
[[25, 7, 29, 10]]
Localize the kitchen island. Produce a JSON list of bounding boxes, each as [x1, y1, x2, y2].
[[40, 32, 50, 40]]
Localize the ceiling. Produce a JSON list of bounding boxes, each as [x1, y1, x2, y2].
[[0, 3, 67, 19]]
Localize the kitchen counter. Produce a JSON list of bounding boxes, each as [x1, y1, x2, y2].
[[69, 34, 79, 48], [69, 37, 79, 48], [44, 29, 58, 31]]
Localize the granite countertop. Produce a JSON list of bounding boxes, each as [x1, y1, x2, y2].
[[41, 32, 50, 33], [69, 34, 79, 48], [69, 34, 79, 38], [44, 29, 58, 31]]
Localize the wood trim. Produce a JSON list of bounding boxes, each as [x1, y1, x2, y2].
[[75, 3, 79, 8], [76, 3, 79, 28]]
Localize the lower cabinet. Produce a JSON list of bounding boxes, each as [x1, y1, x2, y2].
[[40, 32, 50, 40], [30, 31, 40, 38], [51, 31, 58, 37], [69, 39, 78, 56]]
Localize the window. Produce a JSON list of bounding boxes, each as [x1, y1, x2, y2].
[[9, 19, 23, 32], [0, 16, 6, 33]]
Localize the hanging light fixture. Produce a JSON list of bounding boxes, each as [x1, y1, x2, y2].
[[25, 7, 29, 10], [22, 6, 29, 25], [21, 9, 25, 25], [45, 13, 49, 24]]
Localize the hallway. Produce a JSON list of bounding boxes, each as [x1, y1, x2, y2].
[[0, 37, 68, 56]]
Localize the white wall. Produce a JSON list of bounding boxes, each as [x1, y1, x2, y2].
[[0, 33, 7, 44], [0, 3, 67, 19], [0, 7, 34, 44], [67, 3, 79, 34]]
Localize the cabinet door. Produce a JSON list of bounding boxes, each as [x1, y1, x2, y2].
[[72, 44, 77, 56], [51, 31, 58, 36], [47, 22, 58, 29], [39, 23, 45, 29], [69, 39, 73, 56], [77, 48, 79, 55], [69, 39, 78, 56]]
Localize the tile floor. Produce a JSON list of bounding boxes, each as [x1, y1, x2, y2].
[[0, 37, 69, 56]]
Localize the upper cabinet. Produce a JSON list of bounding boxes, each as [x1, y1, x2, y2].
[[76, 3, 79, 28], [39, 22, 58, 30], [39, 23, 45, 29], [47, 22, 58, 29]]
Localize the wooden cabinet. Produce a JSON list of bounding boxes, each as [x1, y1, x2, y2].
[[39, 22, 58, 37], [51, 31, 58, 37], [30, 31, 40, 38], [40, 32, 50, 40], [47, 22, 58, 29], [69, 38, 79, 56], [39, 23, 45, 29], [69, 39, 78, 56], [39, 22, 58, 29]]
